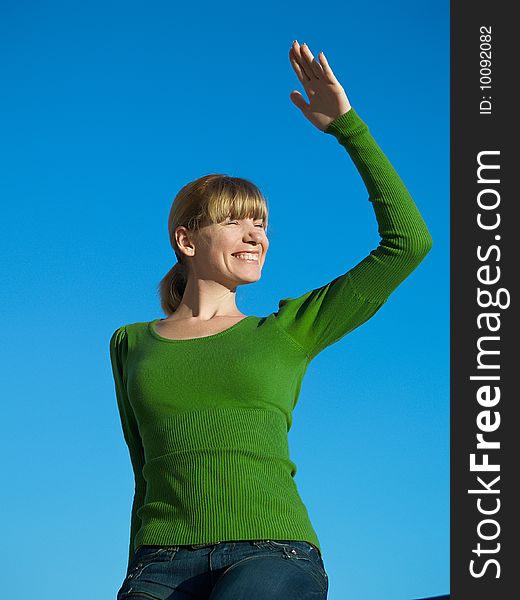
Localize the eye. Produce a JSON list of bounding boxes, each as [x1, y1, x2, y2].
[[226, 219, 265, 228]]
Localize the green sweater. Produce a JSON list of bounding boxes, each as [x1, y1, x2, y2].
[[109, 107, 433, 570]]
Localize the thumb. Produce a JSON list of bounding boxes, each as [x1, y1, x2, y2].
[[289, 90, 310, 114]]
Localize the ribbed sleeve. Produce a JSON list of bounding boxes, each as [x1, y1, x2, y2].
[[109, 326, 147, 571], [273, 107, 433, 360]]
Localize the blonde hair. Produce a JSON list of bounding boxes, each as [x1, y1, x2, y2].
[[158, 173, 269, 316]]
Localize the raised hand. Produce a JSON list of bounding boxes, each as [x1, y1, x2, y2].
[[289, 41, 352, 131]]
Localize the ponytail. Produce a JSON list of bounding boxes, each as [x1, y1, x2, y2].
[[158, 259, 187, 316]]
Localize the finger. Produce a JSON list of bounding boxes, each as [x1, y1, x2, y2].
[[318, 51, 339, 84], [289, 90, 310, 114], [291, 41, 313, 82], [300, 43, 324, 80], [289, 47, 307, 84]]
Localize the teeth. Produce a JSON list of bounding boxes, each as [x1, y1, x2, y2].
[[233, 253, 258, 262]]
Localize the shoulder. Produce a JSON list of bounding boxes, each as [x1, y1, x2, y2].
[[110, 323, 129, 342], [109, 325, 128, 359], [109, 320, 153, 348]]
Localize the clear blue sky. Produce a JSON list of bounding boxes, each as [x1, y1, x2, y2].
[[0, 1, 449, 599]]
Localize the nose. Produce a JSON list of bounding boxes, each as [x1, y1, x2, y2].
[[245, 228, 263, 244]]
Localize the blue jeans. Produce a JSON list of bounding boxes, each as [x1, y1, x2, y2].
[[116, 539, 329, 599]]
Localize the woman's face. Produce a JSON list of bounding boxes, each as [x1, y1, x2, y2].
[[177, 216, 269, 286]]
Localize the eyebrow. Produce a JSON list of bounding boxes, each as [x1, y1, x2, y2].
[[225, 217, 265, 221]]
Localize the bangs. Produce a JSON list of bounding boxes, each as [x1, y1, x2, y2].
[[199, 175, 269, 230]]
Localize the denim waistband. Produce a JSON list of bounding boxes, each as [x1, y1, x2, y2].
[[184, 539, 321, 555]]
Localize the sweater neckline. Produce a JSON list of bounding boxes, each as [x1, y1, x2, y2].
[[148, 316, 254, 343]]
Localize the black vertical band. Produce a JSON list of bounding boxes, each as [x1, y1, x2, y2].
[[451, 2, 517, 599]]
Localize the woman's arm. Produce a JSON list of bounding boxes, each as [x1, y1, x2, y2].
[[109, 326, 147, 571], [289, 40, 433, 296], [271, 43, 433, 361], [323, 106, 433, 303]]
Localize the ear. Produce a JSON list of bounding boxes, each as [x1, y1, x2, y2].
[[175, 226, 196, 257]]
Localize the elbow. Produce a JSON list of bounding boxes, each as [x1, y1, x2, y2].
[[401, 230, 434, 264], [417, 230, 434, 257]]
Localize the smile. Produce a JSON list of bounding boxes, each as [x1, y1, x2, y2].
[[232, 253, 259, 263]]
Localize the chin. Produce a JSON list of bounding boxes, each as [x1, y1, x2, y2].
[[235, 273, 261, 285]]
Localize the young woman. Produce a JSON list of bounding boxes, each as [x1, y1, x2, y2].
[[110, 40, 433, 600]]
